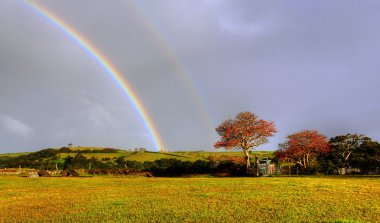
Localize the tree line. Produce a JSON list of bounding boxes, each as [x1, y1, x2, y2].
[[1, 111, 379, 176], [0, 149, 249, 176], [214, 111, 380, 175]]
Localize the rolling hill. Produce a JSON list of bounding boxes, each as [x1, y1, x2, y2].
[[0, 146, 274, 164]]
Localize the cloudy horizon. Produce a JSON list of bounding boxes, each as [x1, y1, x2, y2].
[[1, 0, 380, 153]]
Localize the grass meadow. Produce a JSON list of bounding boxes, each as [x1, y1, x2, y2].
[[0, 176, 379, 222], [0, 147, 274, 163]]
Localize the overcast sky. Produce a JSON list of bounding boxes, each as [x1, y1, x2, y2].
[[1, 0, 380, 153]]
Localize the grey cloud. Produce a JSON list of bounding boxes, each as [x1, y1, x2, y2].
[[1, 0, 380, 152], [1, 115, 34, 136]]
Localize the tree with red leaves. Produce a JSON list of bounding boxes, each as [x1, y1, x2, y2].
[[214, 112, 277, 173], [275, 130, 330, 170]]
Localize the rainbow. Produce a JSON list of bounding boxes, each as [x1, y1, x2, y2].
[[24, 0, 165, 151], [124, 1, 215, 133]]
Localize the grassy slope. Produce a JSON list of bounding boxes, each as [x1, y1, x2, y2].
[[0, 152, 30, 157], [68, 147, 111, 151], [58, 151, 199, 162], [0, 147, 274, 163], [0, 176, 379, 222]]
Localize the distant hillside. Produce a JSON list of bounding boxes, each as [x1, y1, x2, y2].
[[0, 146, 274, 169], [0, 152, 31, 158], [0, 147, 274, 160]]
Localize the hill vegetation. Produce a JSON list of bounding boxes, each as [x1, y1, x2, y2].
[[0, 147, 274, 176], [1, 137, 378, 176]]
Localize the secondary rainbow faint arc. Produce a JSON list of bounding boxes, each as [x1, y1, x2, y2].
[[24, 0, 165, 151], [124, 1, 215, 134]]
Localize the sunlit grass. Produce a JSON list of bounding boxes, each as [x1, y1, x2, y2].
[[0, 176, 379, 222], [0, 149, 274, 161], [0, 152, 30, 158]]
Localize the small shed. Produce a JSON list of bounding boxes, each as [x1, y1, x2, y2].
[[259, 157, 271, 176]]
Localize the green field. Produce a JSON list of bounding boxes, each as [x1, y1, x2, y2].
[[0, 176, 379, 222], [0, 152, 30, 158], [58, 151, 200, 162], [0, 147, 274, 164]]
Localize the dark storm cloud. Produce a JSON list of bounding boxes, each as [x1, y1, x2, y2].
[[1, 0, 380, 152]]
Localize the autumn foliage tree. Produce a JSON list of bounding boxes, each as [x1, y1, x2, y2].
[[275, 130, 330, 171], [214, 112, 277, 173]]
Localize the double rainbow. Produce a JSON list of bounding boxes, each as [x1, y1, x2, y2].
[[24, 1, 165, 150]]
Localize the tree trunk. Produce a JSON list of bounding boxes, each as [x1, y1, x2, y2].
[[243, 149, 251, 174], [255, 155, 259, 176], [338, 167, 346, 175], [344, 151, 352, 161], [55, 163, 58, 171], [303, 155, 307, 170]]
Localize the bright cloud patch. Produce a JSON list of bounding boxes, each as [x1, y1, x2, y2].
[[1, 115, 34, 136], [218, 16, 266, 36], [79, 98, 116, 127]]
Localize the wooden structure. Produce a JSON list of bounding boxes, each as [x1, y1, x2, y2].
[[258, 157, 272, 176], [61, 169, 79, 177]]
